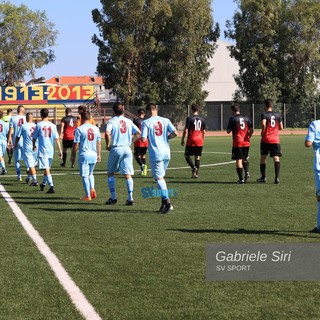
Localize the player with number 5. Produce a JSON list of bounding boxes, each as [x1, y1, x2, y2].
[[257, 99, 283, 184]]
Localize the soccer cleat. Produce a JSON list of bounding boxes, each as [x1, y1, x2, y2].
[[60, 163, 65, 167], [17, 175, 22, 182], [237, 179, 245, 184], [257, 177, 266, 183], [1, 169, 7, 175], [40, 183, 46, 191], [71, 164, 75, 168], [90, 189, 97, 199], [191, 167, 198, 178], [159, 199, 173, 214], [125, 200, 134, 206], [274, 178, 280, 184], [310, 227, 320, 233], [143, 164, 148, 176], [159, 199, 166, 212], [46, 186, 55, 194], [25, 177, 30, 184], [80, 196, 92, 201], [105, 198, 117, 205], [30, 181, 39, 187], [244, 172, 250, 182]]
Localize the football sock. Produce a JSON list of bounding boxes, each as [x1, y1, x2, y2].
[[317, 202, 320, 229], [15, 161, 21, 176], [0, 160, 5, 170], [108, 176, 117, 199], [274, 161, 280, 178], [156, 179, 169, 200], [195, 159, 200, 169], [142, 158, 146, 165], [135, 156, 143, 166], [243, 160, 249, 174], [260, 164, 266, 178], [47, 174, 53, 187], [32, 174, 37, 182], [185, 156, 194, 169], [82, 176, 90, 197], [236, 167, 243, 180], [89, 174, 95, 190], [126, 178, 134, 201], [62, 152, 67, 164]]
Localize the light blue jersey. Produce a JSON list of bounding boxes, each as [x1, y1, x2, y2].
[[106, 116, 139, 147], [9, 115, 26, 148], [74, 123, 101, 164], [141, 116, 176, 161], [0, 119, 9, 157], [17, 122, 36, 152], [306, 120, 320, 171], [33, 120, 58, 158]]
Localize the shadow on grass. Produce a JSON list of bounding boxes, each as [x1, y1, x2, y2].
[[167, 228, 320, 239], [168, 180, 236, 185]]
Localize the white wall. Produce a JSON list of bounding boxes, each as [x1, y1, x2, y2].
[[203, 39, 239, 102]]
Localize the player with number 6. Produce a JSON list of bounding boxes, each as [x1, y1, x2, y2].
[[257, 99, 283, 184]]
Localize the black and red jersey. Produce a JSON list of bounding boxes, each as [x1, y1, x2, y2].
[[133, 117, 148, 147], [227, 114, 252, 147], [261, 111, 282, 144], [185, 115, 206, 146], [61, 115, 77, 140]]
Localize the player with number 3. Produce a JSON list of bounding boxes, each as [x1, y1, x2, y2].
[[257, 99, 283, 184]]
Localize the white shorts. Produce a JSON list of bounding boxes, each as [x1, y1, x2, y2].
[[150, 159, 170, 179], [23, 151, 37, 168], [107, 146, 134, 175]]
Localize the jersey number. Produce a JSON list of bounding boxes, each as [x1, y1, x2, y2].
[[30, 127, 35, 138], [120, 120, 127, 134], [270, 116, 276, 127], [88, 128, 94, 141], [155, 121, 163, 136], [42, 126, 52, 138], [69, 118, 74, 127], [18, 118, 24, 127], [0, 124, 2, 132], [240, 118, 245, 129], [194, 119, 202, 131]]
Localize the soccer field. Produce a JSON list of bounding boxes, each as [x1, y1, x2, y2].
[[1, 135, 319, 320]]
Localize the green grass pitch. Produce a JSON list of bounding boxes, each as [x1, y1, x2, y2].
[[0, 134, 319, 320]]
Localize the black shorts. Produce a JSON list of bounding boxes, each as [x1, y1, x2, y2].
[[62, 139, 74, 149], [134, 147, 148, 157], [185, 146, 203, 157], [232, 147, 249, 160], [260, 142, 282, 157]]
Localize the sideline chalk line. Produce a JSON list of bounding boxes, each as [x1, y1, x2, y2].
[[0, 183, 102, 320]]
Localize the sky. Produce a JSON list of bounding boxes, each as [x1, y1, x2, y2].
[[10, 0, 238, 81]]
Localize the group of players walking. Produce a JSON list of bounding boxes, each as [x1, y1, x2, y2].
[[0, 99, 282, 214]]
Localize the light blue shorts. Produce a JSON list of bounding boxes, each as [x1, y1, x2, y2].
[[107, 146, 134, 175], [150, 159, 170, 179], [79, 163, 96, 177], [23, 151, 37, 168], [0, 141, 6, 157], [38, 156, 53, 170]]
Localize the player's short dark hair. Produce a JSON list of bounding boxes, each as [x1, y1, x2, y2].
[[137, 108, 145, 115], [7, 108, 12, 115], [26, 112, 33, 122], [265, 99, 273, 108], [78, 105, 86, 113], [231, 104, 240, 113], [146, 103, 157, 111], [191, 104, 200, 113], [40, 108, 49, 118], [113, 102, 124, 115], [0, 111, 3, 118], [17, 105, 24, 113], [81, 111, 91, 122], [65, 108, 72, 115]]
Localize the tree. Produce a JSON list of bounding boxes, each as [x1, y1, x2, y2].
[[92, 0, 219, 115], [0, 2, 58, 86], [226, 0, 320, 106]]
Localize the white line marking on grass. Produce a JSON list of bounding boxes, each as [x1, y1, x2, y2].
[[0, 183, 102, 320]]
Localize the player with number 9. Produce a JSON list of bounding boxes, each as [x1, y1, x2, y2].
[[257, 99, 283, 184]]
